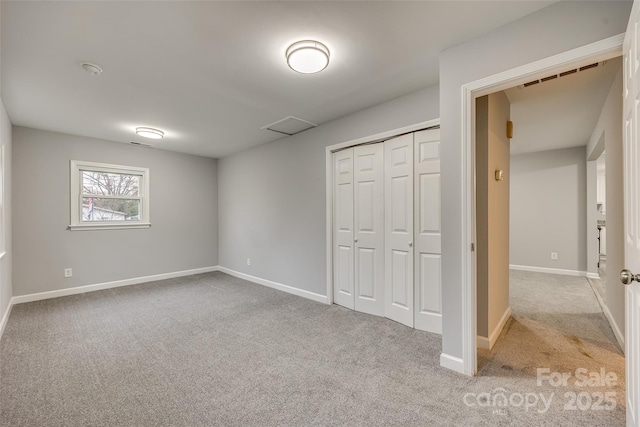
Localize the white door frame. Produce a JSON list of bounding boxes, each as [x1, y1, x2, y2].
[[325, 118, 440, 305], [460, 34, 624, 376]]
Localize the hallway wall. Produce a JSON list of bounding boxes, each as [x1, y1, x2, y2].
[[586, 65, 625, 345], [510, 147, 587, 273], [476, 92, 510, 345]]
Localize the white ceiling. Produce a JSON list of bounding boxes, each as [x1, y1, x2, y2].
[[505, 57, 622, 156], [1, 1, 555, 158]]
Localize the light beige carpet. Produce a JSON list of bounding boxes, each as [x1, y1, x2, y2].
[[0, 271, 626, 426], [478, 270, 625, 424]]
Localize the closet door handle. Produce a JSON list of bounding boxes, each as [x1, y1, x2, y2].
[[354, 238, 358, 243], [408, 242, 413, 247]]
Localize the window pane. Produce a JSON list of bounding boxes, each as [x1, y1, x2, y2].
[[82, 171, 140, 197], [82, 198, 141, 222]]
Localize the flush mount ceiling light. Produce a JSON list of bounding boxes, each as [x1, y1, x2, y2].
[[286, 40, 330, 74], [135, 127, 164, 139], [81, 62, 103, 76]]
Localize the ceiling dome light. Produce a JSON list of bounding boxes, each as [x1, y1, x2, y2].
[[81, 62, 103, 76], [135, 127, 164, 139], [286, 40, 330, 74]]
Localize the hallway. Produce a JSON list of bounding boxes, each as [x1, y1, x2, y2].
[[478, 270, 625, 422]]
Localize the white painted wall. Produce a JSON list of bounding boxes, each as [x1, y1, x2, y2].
[[12, 127, 218, 296], [439, 1, 630, 363], [218, 86, 439, 296], [510, 147, 587, 272], [0, 100, 12, 330], [586, 65, 624, 339]]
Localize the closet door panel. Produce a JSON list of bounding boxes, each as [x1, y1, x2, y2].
[[357, 248, 376, 299], [385, 134, 414, 327], [333, 149, 355, 309], [418, 253, 441, 314], [414, 128, 442, 333], [354, 144, 384, 316]]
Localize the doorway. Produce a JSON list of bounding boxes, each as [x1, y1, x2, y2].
[[459, 34, 625, 377], [476, 59, 625, 422], [473, 55, 625, 402]]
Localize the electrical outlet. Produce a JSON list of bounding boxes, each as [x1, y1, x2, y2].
[[64, 268, 73, 278], [551, 252, 558, 260], [247, 258, 251, 266]]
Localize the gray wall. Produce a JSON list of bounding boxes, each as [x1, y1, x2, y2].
[[218, 86, 439, 296], [12, 127, 218, 296], [476, 92, 510, 340], [587, 66, 624, 338], [604, 69, 624, 339], [0, 99, 12, 324], [586, 159, 599, 276], [0, 0, 13, 327], [439, 1, 630, 361], [510, 147, 587, 272]]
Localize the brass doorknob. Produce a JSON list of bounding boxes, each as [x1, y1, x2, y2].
[[620, 269, 640, 285]]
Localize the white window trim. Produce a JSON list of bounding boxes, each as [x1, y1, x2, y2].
[[69, 160, 150, 231]]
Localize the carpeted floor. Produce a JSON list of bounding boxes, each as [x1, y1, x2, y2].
[[0, 271, 625, 426]]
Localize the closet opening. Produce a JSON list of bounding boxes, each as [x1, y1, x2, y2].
[[325, 121, 443, 334]]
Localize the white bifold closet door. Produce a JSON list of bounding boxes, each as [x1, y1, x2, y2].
[[333, 149, 355, 309], [333, 130, 441, 333], [333, 144, 385, 316], [384, 134, 414, 327], [413, 128, 442, 333]]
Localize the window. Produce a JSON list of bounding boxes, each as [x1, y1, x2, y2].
[[69, 160, 150, 230]]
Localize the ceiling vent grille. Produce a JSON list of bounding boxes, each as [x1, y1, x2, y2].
[[518, 61, 606, 89], [559, 69, 578, 78], [261, 116, 318, 136]]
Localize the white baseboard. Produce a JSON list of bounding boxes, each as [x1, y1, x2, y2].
[[477, 307, 512, 350], [586, 272, 601, 279], [0, 302, 12, 339], [510, 264, 590, 277], [415, 311, 442, 335], [584, 274, 625, 352], [440, 353, 466, 375], [603, 304, 625, 351], [3, 265, 328, 341], [217, 266, 329, 305], [11, 266, 220, 305]]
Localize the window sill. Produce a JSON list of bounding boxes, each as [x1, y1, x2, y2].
[[68, 223, 151, 231]]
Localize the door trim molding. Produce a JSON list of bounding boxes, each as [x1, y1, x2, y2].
[[459, 33, 624, 376], [325, 119, 440, 306]]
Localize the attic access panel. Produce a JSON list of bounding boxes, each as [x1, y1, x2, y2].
[[261, 116, 318, 136]]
